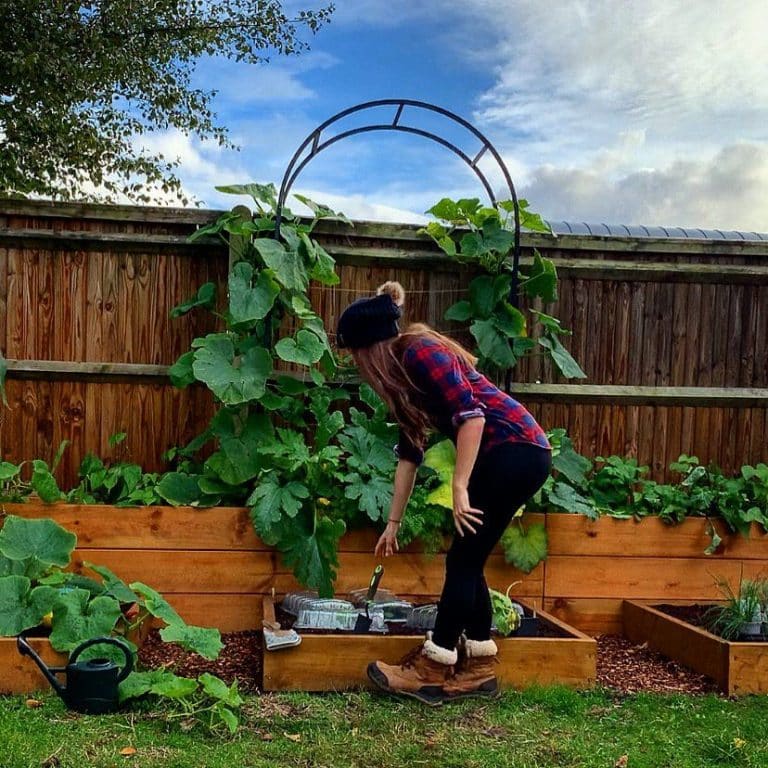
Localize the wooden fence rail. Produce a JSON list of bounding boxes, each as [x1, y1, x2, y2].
[[1, 199, 766, 486]]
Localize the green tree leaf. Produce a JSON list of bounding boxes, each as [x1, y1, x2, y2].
[[228, 262, 280, 324], [0, 576, 58, 635], [254, 238, 308, 292], [248, 476, 310, 535], [171, 283, 216, 318], [205, 410, 272, 485], [471, 319, 516, 368], [521, 252, 558, 302], [275, 329, 325, 366], [276, 514, 346, 598], [159, 624, 224, 660], [199, 673, 244, 707], [500, 522, 548, 573], [49, 589, 122, 651], [344, 473, 392, 521], [0, 6, 333, 204], [548, 481, 598, 518], [538, 335, 587, 379], [552, 436, 593, 487], [130, 582, 184, 626], [30, 460, 64, 503], [192, 334, 271, 404], [0, 515, 76, 570], [156, 473, 203, 506], [444, 300, 473, 322]]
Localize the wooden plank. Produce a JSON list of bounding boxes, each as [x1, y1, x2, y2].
[[4, 505, 262, 550], [0, 245, 6, 353], [67, 549, 542, 599], [546, 556, 766, 599], [508, 384, 768, 406], [0, 637, 68, 695], [162, 594, 265, 632], [545, 597, 626, 635], [622, 601, 727, 689], [8, 505, 545, 554], [728, 643, 768, 696], [545, 515, 768, 559]]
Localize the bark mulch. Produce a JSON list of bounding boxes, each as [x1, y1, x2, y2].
[[138, 629, 719, 696], [596, 634, 717, 695]]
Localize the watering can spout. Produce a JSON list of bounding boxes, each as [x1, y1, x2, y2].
[[16, 634, 67, 699]]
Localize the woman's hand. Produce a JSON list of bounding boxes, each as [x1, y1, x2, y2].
[[374, 521, 401, 557], [452, 483, 484, 537]]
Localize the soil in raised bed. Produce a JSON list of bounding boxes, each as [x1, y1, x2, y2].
[[654, 604, 768, 642]]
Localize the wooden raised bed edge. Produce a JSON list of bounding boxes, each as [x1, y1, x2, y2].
[[622, 600, 768, 696], [0, 621, 151, 696], [261, 597, 597, 693]]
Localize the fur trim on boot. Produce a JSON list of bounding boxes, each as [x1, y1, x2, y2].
[[464, 638, 498, 658], [443, 638, 499, 701], [422, 632, 458, 665]]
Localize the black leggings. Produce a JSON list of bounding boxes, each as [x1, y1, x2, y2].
[[432, 442, 552, 651]]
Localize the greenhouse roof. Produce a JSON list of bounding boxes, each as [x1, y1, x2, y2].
[[547, 221, 768, 241]]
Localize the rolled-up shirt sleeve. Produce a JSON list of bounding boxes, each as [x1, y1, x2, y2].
[[394, 428, 425, 466], [405, 343, 485, 429]]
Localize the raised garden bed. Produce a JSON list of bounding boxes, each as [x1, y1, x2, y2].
[[261, 597, 597, 692], [1, 622, 150, 695], [8, 503, 768, 637], [623, 600, 768, 696]]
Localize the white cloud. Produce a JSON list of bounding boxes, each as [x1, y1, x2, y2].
[[459, 0, 768, 229], [522, 142, 768, 231]]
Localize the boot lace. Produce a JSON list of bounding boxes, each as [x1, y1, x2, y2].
[[397, 645, 424, 669]]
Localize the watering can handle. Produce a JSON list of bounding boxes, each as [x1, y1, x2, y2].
[[69, 637, 134, 682]]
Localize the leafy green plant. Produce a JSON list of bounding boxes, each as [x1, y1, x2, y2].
[[119, 669, 243, 735], [0, 514, 237, 732], [706, 574, 767, 640], [169, 184, 357, 595], [66, 433, 164, 506], [0, 443, 68, 504], [489, 583, 523, 637], [419, 197, 585, 380]]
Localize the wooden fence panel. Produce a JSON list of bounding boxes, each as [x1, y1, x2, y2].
[[1, 200, 767, 487]]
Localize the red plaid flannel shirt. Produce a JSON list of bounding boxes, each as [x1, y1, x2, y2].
[[394, 336, 550, 465]]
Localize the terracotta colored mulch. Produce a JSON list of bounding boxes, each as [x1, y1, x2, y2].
[[138, 629, 262, 694], [596, 634, 717, 695]]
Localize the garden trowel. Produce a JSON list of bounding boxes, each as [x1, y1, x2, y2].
[[353, 564, 384, 633]]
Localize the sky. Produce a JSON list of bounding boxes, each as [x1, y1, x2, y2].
[[146, 1, 768, 232]]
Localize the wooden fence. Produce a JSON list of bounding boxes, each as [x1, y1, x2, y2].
[[1, 199, 766, 487]]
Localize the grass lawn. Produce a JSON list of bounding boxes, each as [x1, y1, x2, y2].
[[2, 687, 767, 768]]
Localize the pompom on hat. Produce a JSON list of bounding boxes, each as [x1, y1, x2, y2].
[[337, 281, 405, 349]]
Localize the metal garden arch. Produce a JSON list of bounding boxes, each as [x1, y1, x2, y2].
[[274, 99, 524, 307]]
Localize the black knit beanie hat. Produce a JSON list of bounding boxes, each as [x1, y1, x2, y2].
[[337, 281, 405, 349]]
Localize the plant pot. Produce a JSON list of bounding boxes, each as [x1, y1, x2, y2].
[[739, 621, 763, 638]]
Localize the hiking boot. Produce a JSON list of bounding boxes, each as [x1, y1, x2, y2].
[[367, 632, 457, 706], [442, 638, 499, 700]]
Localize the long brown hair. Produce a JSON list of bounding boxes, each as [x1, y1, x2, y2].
[[353, 318, 478, 450]]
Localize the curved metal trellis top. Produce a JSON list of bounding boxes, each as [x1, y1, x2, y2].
[[274, 99, 523, 305]]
